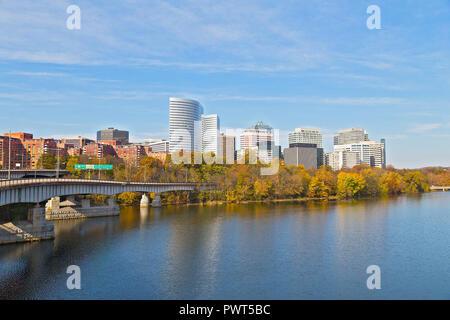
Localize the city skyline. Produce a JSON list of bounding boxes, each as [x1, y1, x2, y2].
[[0, 97, 442, 170], [1, 1, 449, 168]]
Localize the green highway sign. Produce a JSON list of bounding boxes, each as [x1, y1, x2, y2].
[[75, 164, 113, 170]]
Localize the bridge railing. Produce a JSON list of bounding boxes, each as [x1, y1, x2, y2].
[[0, 178, 214, 190]]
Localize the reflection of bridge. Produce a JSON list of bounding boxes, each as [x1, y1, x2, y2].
[[0, 178, 214, 207], [431, 185, 450, 191], [0, 169, 69, 180]]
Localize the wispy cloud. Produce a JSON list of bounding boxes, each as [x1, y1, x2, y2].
[[407, 123, 442, 133], [6, 71, 68, 77]]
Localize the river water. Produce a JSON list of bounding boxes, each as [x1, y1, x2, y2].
[[0, 193, 449, 299]]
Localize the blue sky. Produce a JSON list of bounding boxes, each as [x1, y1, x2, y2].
[[0, 0, 449, 168]]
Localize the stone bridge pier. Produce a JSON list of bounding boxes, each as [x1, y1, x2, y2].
[[152, 195, 161, 207], [45, 195, 120, 221], [0, 203, 55, 245], [140, 194, 162, 208]]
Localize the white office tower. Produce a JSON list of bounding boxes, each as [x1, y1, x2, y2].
[[288, 128, 323, 148], [334, 128, 369, 145], [202, 114, 220, 155], [334, 141, 385, 168], [326, 151, 360, 171], [169, 98, 203, 153], [240, 121, 274, 163]]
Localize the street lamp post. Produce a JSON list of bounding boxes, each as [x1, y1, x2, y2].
[[8, 130, 11, 180], [56, 148, 60, 179]]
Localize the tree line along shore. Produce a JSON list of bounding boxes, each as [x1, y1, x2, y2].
[[31, 153, 448, 206]]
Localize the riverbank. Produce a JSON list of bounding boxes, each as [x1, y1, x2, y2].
[[146, 194, 381, 207], [145, 190, 446, 208]]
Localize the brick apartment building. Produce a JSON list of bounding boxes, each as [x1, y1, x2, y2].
[[3, 133, 60, 169], [82, 142, 117, 159], [0, 136, 27, 169], [115, 144, 145, 167]]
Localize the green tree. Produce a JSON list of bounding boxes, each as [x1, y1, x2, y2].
[[36, 153, 56, 169]]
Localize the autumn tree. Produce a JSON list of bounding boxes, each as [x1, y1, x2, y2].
[[336, 172, 367, 199], [404, 171, 430, 193], [380, 172, 405, 195]]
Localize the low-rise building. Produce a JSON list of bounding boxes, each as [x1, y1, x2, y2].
[[325, 150, 360, 171]]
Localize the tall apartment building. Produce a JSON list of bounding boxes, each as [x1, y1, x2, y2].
[[288, 128, 323, 148], [325, 150, 360, 171], [333, 128, 369, 145], [169, 98, 203, 153], [0, 136, 27, 169], [334, 140, 386, 168], [97, 128, 129, 145], [24, 138, 59, 169], [219, 134, 236, 163], [202, 114, 220, 154]]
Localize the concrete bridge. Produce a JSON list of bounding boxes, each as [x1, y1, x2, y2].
[[0, 169, 69, 180], [0, 178, 214, 244], [430, 185, 450, 191], [0, 178, 214, 207]]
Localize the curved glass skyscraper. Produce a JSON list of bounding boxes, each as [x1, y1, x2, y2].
[[169, 98, 203, 153]]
